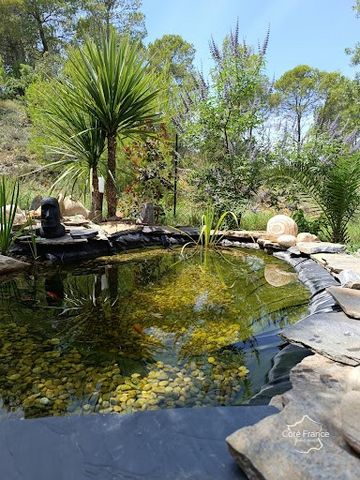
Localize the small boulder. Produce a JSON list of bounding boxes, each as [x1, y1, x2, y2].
[[277, 234, 297, 248], [266, 214, 298, 237], [337, 269, 360, 290], [5, 205, 27, 225], [0, 255, 29, 275], [58, 194, 90, 219], [296, 232, 319, 243]]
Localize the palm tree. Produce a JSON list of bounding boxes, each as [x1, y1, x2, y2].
[[66, 33, 161, 218], [277, 155, 360, 243], [45, 90, 106, 219]]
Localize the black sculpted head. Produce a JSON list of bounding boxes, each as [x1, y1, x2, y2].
[[40, 197, 65, 239]]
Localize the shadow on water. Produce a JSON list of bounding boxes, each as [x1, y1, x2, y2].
[[0, 248, 309, 418]]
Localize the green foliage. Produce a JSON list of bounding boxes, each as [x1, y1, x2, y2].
[[345, 1, 360, 67], [272, 65, 324, 145], [76, 0, 146, 42], [148, 35, 195, 86], [179, 24, 270, 221], [181, 206, 238, 253], [67, 34, 160, 138], [291, 209, 325, 237], [240, 210, 274, 231], [276, 155, 360, 243], [147, 34, 195, 127], [0, 176, 19, 255], [0, 0, 79, 73], [315, 73, 360, 134], [63, 32, 161, 215]]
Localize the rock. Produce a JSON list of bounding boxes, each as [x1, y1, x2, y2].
[[312, 253, 360, 276], [58, 194, 90, 219], [264, 264, 297, 287], [337, 270, 360, 290], [281, 311, 360, 365], [5, 205, 27, 226], [327, 286, 360, 319], [287, 246, 301, 256], [340, 391, 360, 455], [30, 195, 42, 211], [276, 234, 297, 248], [39, 397, 50, 405], [136, 203, 155, 225], [226, 354, 360, 480], [0, 255, 29, 275], [296, 232, 320, 243], [297, 242, 345, 255], [257, 238, 285, 251], [266, 215, 298, 237]]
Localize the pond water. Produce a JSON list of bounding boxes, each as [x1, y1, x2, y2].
[[0, 248, 309, 418]]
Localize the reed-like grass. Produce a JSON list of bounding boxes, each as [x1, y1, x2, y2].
[[0, 176, 20, 255]]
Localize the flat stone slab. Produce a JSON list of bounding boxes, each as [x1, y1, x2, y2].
[[226, 354, 360, 480], [0, 406, 276, 480], [297, 242, 345, 255], [33, 234, 87, 245], [312, 253, 360, 275], [281, 311, 360, 365], [69, 227, 99, 239], [0, 255, 29, 275], [222, 230, 268, 241], [328, 286, 360, 319]]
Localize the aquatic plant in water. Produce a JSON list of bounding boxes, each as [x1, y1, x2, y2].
[[181, 206, 238, 254], [0, 176, 19, 255]]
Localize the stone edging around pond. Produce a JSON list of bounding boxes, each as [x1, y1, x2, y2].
[[225, 246, 360, 479]]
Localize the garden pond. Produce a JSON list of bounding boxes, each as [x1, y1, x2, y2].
[[0, 248, 309, 418]]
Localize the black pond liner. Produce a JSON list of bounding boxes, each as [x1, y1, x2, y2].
[[245, 250, 340, 404]]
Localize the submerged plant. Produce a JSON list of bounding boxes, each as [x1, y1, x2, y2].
[[0, 177, 20, 255]]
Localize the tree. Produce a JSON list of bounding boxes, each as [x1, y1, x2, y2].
[[272, 65, 324, 148], [148, 35, 195, 86], [278, 153, 360, 243], [0, 0, 79, 73], [45, 96, 107, 219], [315, 72, 360, 138], [0, 0, 37, 74], [178, 23, 270, 218], [346, 1, 360, 67], [65, 33, 161, 217], [23, 0, 79, 54], [76, 0, 146, 41]]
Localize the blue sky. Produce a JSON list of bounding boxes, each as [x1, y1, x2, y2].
[[142, 0, 359, 79]]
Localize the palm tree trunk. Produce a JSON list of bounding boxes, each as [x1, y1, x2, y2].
[[91, 167, 102, 221], [106, 133, 117, 218]]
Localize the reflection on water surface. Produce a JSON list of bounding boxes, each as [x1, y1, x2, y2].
[[0, 248, 308, 418]]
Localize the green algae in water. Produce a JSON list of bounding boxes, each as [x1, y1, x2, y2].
[[0, 249, 309, 418]]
